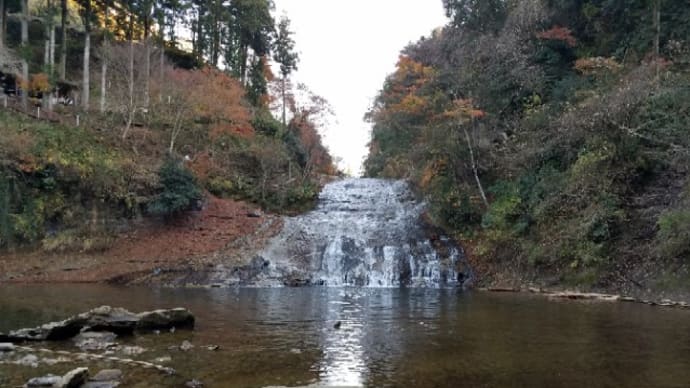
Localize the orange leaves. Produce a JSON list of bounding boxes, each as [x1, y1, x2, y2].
[[371, 56, 437, 122], [192, 68, 252, 129], [30, 74, 52, 93], [574, 57, 622, 75], [537, 26, 577, 47], [167, 67, 252, 138], [444, 98, 485, 121], [209, 123, 254, 139], [394, 56, 436, 86], [420, 159, 448, 190]]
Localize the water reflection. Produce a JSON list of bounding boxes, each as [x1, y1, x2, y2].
[[1, 285, 690, 387], [317, 290, 367, 386]]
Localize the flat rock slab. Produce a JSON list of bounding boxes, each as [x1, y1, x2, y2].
[[0, 342, 15, 352], [7, 306, 195, 342]]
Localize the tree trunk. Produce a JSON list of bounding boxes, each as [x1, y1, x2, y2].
[[100, 4, 108, 113], [50, 26, 55, 71], [81, 0, 92, 110], [654, 0, 661, 88], [82, 33, 90, 109], [144, 39, 150, 108], [239, 45, 248, 84], [100, 56, 107, 113], [20, 0, 28, 109], [281, 76, 287, 127], [194, 9, 203, 61], [0, 0, 5, 50], [122, 17, 135, 140], [60, 0, 67, 81], [462, 123, 489, 208], [143, 4, 151, 109]]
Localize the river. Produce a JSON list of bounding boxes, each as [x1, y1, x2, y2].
[[1, 285, 689, 387]]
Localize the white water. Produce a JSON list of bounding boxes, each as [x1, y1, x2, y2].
[[258, 178, 466, 287]]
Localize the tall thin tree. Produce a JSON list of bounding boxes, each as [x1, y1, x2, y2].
[[60, 0, 67, 81], [80, 0, 93, 109], [20, 0, 28, 109], [272, 15, 298, 127]]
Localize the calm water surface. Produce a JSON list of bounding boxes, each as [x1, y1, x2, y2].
[[1, 285, 689, 387]]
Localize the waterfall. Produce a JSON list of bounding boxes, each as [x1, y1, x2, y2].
[[256, 178, 469, 288]]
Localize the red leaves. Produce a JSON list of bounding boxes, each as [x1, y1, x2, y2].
[[537, 26, 577, 47]]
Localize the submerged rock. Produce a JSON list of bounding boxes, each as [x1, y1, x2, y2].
[[25, 374, 62, 387], [15, 354, 40, 367], [86, 369, 123, 387], [185, 379, 204, 388], [91, 369, 122, 382], [73, 332, 118, 351], [180, 340, 194, 351], [137, 308, 195, 330]]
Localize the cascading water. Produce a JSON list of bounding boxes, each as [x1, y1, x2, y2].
[[255, 178, 470, 288]]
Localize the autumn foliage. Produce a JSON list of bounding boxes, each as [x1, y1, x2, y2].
[[188, 67, 253, 138], [537, 26, 578, 47]]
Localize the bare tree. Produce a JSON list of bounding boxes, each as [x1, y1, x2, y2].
[[101, 41, 148, 139]]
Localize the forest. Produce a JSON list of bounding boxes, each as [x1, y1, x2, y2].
[[0, 0, 336, 252], [365, 0, 690, 289]]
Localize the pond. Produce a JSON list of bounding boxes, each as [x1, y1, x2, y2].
[[1, 285, 689, 387]]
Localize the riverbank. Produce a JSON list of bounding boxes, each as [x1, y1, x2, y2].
[[0, 195, 282, 285]]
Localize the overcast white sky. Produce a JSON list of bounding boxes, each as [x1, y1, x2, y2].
[[273, 0, 447, 176]]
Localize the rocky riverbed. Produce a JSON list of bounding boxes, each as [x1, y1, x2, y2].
[[0, 306, 201, 387]]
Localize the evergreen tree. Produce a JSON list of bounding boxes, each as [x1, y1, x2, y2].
[[272, 14, 298, 127]]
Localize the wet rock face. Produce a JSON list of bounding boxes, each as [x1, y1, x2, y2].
[[6, 306, 194, 342], [258, 178, 468, 287]]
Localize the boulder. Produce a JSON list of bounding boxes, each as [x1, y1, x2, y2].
[[7, 306, 195, 342], [137, 308, 195, 330], [79, 306, 139, 335], [10, 316, 88, 341], [61, 367, 89, 388], [0, 342, 15, 352]]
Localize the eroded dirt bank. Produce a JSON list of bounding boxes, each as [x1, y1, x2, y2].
[[0, 196, 282, 285]]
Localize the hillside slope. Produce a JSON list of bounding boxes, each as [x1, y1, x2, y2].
[[365, 1, 690, 298]]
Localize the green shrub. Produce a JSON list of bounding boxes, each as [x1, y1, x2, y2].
[[148, 158, 203, 218], [0, 172, 10, 247], [657, 209, 690, 259], [252, 109, 283, 137]]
